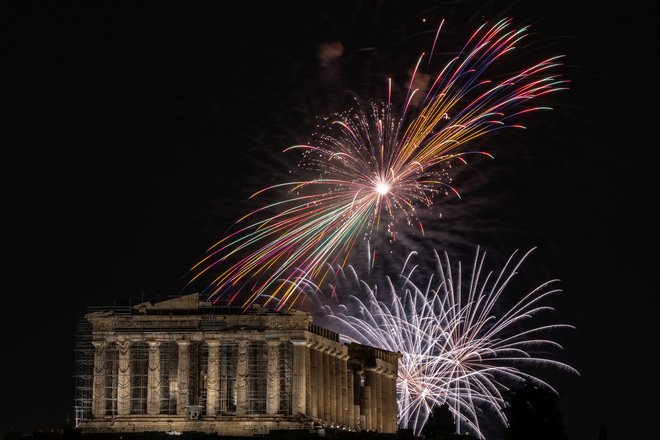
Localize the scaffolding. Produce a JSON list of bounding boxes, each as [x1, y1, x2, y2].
[[190, 341, 207, 413], [247, 342, 267, 414], [75, 304, 131, 423], [159, 341, 178, 414], [219, 342, 238, 413], [130, 342, 148, 413], [74, 315, 93, 426]]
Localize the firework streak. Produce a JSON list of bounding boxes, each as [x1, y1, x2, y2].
[[305, 248, 578, 438], [190, 19, 568, 309]]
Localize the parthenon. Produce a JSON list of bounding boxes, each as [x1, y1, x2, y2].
[[74, 293, 400, 436]]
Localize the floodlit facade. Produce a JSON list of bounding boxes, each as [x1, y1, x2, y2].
[[74, 293, 400, 436]]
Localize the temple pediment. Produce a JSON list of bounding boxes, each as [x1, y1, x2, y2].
[[132, 293, 210, 312]]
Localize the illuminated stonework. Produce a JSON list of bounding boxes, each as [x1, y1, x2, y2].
[[74, 293, 399, 436]]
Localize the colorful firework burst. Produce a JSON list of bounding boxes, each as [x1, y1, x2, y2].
[[190, 18, 568, 309], [304, 247, 578, 438]]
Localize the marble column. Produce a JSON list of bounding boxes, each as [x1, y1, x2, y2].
[[266, 341, 281, 415], [147, 341, 161, 415], [290, 340, 308, 415], [357, 370, 365, 430], [340, 354, 348, 427], [363, 382, 372, 431], [387, 373, 397, 433], [236, 340, 249, 414], [381, 374, 390, 432], [328, 351, 337, 423], [347, 368, 355, 429], [323, 348, 331, 421], [176, 340, 190, 415], [310, 346, 318, 418], [304, 342, 312, 416], [365, 369, 377, 431], [92, 341, 107, 418], [219, 344, 228, 413], [334, 352, 342, 424], [116, 340, 131, 416], [206, 340, 220, 415], [375, 370, 383, 432], [316, 347, 325, 420]]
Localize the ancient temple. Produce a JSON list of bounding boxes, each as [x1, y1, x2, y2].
[[74, 293, 400, 436]]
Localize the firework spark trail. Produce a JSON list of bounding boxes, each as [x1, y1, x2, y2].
[[304, 247, 578, 438], [190, 18, 569, 309]]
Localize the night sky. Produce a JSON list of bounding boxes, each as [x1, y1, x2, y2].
[[3, 1, 657, 439]]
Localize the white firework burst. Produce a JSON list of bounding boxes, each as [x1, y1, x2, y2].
[[303, 247, 578, 438]]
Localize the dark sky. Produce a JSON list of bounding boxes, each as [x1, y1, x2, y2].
[[3, 1, 657, 439]]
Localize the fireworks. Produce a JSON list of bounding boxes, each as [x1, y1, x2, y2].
[[305, 247, 578, 438], [190, 18, 568, 310]]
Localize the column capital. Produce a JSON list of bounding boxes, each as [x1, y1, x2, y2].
[[206, 339, 221, 347], [384, 370, 397, 379], [313, 343, 332, 353], [290, 339, 308, 346], [147, 340, 161, 349], [92, 340, 107, 349], [116, 340, 130, 353], [176, 339, 191, 347]]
